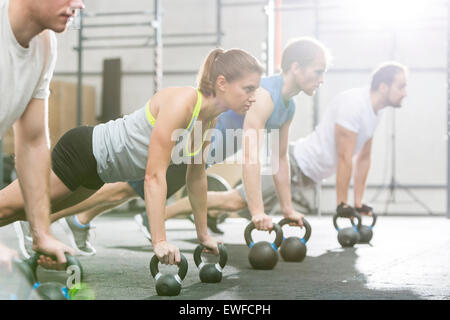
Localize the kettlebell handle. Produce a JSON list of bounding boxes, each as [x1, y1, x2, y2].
[[367, 213, 377, 228], [353, 212, 377, 228], [244, 221, 283, 249], [193, 243, 228, 269], [25, 252, 84, 282], [11, 258, 35, 300], [278, 218, 312, 243], [149, 254, 188, 281], [12, 258, 35, 286], [333, 212, 362, 231]]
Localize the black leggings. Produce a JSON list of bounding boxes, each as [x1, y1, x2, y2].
[[51, 126, 104, 191], [128, 163, 188, 200]]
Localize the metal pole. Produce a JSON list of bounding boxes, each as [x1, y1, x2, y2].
[[265, 0, 275, 75], [217, 0, 222, 47], [0, 140, 3, 189], [75, 41, 217, 50], [221, 1, 266, 7], [274, 0, 282, 72], [82, 32, 220, 41], [313, 0, 321, 216], [153, 0, 162, 93], [83, 10, 155, 17], [82, 22, 153, 28], [447, 0, 450, 218], [76, 10, 83, 127]]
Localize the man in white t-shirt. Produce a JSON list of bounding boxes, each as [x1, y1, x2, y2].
[[293, 62, 407, 216], [0, 0, 84, 270]]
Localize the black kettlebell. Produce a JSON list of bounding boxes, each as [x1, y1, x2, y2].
[[244, 222, 283, 270], [149, 254, 188, 296], [279, 218, 312, 262], [193, 243, 228, 283], [33, 282, 70, 300], [26, 252, 84, 283], [11, 255, 76, 300], [358, 213, 377, 243], [333, 212, 362, 248], [9, 258, 35, 300]]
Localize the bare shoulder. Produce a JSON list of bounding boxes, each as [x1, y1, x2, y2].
[[153, 87, 198, 126], [256, 86, 272, 100], [246, 87, 274, 122], [157, 87, 197, 108]]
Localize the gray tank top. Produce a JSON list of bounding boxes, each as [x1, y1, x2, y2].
[[92, 89, 209, 183]]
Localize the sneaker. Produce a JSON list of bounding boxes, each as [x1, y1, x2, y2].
[[134, 212, 151, 242], [187, 213, 225, 235], [60, 216, 96, 256], [207, 214, 226, 235], [336, 202, 358, 218], [13, 221, 34, 259], [237, 209, 252, 221]]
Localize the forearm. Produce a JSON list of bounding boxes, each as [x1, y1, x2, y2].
[[272, 156, 293, 214], [186, 165, 208, 241], [15, 140, 51, 240], [353, 156, 371, 207], [336, 157, 353, 205], [145, 174, 168, 244], [242, 161, 265, 215]]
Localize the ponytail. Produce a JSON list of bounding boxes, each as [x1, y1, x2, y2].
[[197, 48, 225, 97], [197, 48, 264, 97]]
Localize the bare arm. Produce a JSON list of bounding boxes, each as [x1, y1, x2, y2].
[[242, 88, 274, 230], [0, 242, 19, 272], [353, 138, 372, 209], [335, 124, 357, 206], [14, 98, 73, 264], [186, 162, 208, 239], [144, 88, 195, 264], [13, 98, 52, 241], [186, 134, 220, 254], [272, 118, 292, 213], [271, 117, 304, 226]]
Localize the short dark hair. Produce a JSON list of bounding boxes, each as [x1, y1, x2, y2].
[[281, 37, 331, 73], [371, 62, 407, 91]]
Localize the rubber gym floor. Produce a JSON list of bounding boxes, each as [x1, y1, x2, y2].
[[1, 212, 449, 300]]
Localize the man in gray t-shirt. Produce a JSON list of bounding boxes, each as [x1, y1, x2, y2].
[[0, 0, 84, 271]]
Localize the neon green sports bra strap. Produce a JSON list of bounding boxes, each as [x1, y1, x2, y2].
[[185, 89, 203, 131], [185, 120, 212, 157], [145, 88, 202, 129], [145, 101, 156, 126]]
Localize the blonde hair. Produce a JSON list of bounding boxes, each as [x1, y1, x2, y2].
[[197, 48, 264, 97]]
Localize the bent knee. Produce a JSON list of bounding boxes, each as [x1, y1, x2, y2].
[[110, 182, 138, 202], [0, 207, 25, 225], [223, 190, 247, 211]]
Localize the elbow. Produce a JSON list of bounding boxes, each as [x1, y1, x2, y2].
[[144, 171, 166, 186], [337, 153, 352, 166]]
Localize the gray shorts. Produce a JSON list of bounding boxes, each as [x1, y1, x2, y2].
[[236, 144, 316, 215]]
